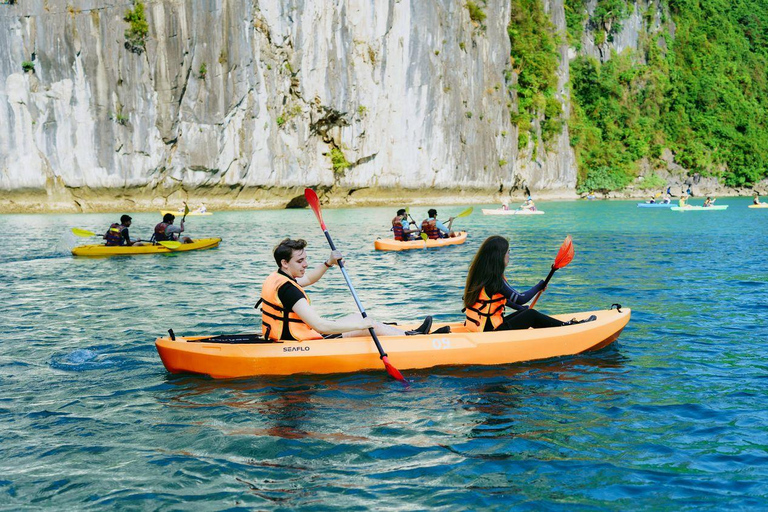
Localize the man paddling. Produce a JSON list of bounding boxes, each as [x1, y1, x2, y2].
[[391, 209, 419, 241], [153, 213, 193, 244], [104, 215, 148, 247], [421, 209, 457, 239], [258, 238, 434, 341]]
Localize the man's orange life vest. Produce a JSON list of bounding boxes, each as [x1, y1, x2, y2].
[[464, 288, 506, 332], [259, 271, 323, 341], [421, 218, 440, 239]]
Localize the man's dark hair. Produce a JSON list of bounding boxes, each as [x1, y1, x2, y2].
[[162, 213, 175, 223], [120, 214, 132, 223], [273, 238, 307, 267], [428, 208, 437, 217], [397, 208, 406, 216]]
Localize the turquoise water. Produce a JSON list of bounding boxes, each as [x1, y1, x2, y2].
[[1, 198, 767, 509]]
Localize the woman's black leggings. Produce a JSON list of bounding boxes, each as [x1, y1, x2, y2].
[[494, 308, 567, 331]]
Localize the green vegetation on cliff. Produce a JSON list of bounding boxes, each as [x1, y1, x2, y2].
[[569, 0, 768, 190], [124, 1, 149, 54], [507, 0, 561, 152]]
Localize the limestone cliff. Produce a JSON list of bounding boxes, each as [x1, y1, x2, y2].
[[0, 0, 605, 211]]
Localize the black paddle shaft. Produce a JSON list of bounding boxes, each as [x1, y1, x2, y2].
[[322, 230, 389, 359]]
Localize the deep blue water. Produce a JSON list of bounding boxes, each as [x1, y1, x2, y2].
[[1, 198, 767, 509]]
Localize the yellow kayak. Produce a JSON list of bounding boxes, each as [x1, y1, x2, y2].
[[72, 238, 221, 257], [374, 231, 468, 251], [155, 308, 630, 379], [748, 204, 768, 209]]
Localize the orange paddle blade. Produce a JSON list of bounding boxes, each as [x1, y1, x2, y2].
[[553, 235, 574, 269], [304, 188, 326, 230]]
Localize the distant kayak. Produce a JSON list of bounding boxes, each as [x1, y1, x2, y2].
[[637, 203, 674, 208], [72, 238, 221, 257], [374, 232, 467, 251], [155, 308, 631, 379], [482, 209, 545, 215], [160, 210, 213, 216], [748, 204, 768, 209], [671, 205, 728, 211]]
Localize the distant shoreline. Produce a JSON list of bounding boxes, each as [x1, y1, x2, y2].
[[0, 185, 761, 214]]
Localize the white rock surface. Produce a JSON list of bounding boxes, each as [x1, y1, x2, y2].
[[0, 0, 591, 207]]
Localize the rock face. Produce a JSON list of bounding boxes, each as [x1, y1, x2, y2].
[[0, 0, 589, 211]]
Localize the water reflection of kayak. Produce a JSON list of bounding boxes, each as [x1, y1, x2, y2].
[[482, 209, 545, 215], [374, 231, 467, 251], [155, 308, 631, 379]]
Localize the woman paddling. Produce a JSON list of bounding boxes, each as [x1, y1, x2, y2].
[[463, 236, 595, 331]]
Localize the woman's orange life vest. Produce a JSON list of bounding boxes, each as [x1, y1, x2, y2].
[[259, 271, 323, 341], [464, 288, 506, 332], [421, 218, 440, 239]]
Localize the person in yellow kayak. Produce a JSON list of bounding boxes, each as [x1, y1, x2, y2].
[[153, 213, 193, 244], [463, 236, 595, 331], [258, 238, 434, 341], [421, 209, 457, 239], [754, 193, 761, 205], [104, 215, 148, 247], [392, 209, 419, 241]]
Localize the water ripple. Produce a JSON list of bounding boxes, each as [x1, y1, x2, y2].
[[1, 201, 767, 508]]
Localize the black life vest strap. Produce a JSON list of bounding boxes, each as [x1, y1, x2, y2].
[[262, 309, 303, 323]]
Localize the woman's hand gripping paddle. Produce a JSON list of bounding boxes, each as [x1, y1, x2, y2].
[[305, 188, 407, 383], [446, 206, 473, 232], [529, 235, 574, 309]]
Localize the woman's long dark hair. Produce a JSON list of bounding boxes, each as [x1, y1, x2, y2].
[[463, 235, 509, 308]]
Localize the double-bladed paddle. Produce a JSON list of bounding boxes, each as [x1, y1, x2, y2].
[[70, 228, 180, 249], [304, 188, 407, 383], [446, 206, 473, 232], [529, 235, 574, 309]]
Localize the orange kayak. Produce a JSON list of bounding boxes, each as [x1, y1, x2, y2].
[[155, 308, 630, 379], [374, 231, 468, 251]]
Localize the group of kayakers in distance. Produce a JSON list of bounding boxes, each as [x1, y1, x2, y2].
[[391, 208, 458, 241], [104, 212, 192, 246]]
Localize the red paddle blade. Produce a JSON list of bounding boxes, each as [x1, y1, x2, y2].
[[381, 356, 407, 383], [553, 235, 574, 269], [304, 188, 326, 230]]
